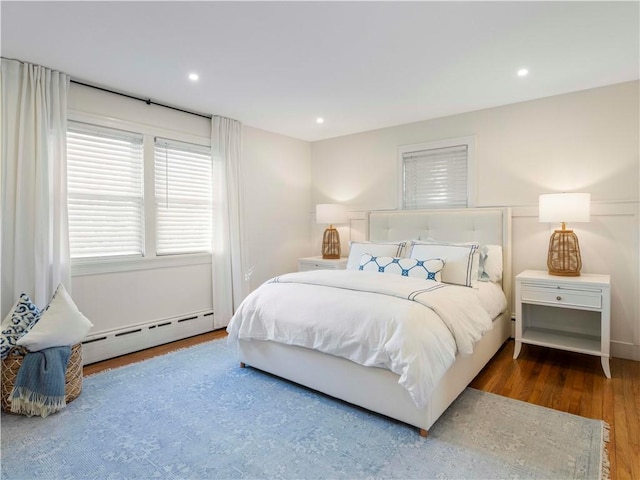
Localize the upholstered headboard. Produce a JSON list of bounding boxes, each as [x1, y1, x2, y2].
[[368, 207, 512, 313]]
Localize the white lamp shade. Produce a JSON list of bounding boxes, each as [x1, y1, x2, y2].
[[316, 204, 348, 225], [539, 193, 591, 223]]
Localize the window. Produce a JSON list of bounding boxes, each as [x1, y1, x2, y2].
[[67, 122, 144, 259], [66, 118, 212, 268], [398, 136, 475, 209], [154, 138, 212, 255]]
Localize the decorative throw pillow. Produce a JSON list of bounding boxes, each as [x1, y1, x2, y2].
[[410, 241, 479, 287], [359, 254, 445, 281], [0, 294, 41, 359], [346, 241, 406, 270], [17, 284, 93, 351], [478, 244, 503, 283]]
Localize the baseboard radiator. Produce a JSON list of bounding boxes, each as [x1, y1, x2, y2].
[[82, 310, 215, 365]]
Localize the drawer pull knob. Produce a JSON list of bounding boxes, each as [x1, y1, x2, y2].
[[556, 296, 562, 301]]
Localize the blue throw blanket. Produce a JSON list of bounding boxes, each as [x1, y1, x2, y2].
[[10, 346, 71, 417]]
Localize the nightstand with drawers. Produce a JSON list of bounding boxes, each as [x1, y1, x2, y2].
[[514, 269, 611, 378], [298, 256, 348, 271]]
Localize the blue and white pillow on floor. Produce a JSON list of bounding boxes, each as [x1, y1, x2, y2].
[[0, 294, 41, 360], [359, 254, 445, 281]]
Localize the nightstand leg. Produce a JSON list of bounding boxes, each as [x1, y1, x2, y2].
[[513, 341, 522, 359], [601, 357, 611, 379]]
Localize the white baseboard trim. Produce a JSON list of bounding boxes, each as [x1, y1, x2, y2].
[[611, 341, 640, 362], [82, 310, 215, 365]]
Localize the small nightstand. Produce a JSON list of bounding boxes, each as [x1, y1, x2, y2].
[[298, 256, 347, 272], [514, 270, 611, 378]]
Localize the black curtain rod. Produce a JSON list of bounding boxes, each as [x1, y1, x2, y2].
[[70, 79, 212, 120]]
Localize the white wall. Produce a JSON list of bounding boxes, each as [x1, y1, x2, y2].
[[68, 85, 312, 348], [310, 81, 640, 361], [242, 126, 312, 290]]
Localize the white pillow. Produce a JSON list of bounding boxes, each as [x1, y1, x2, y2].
[[478, 244, 503, 283], [358, 254, 445, 281], [17, 284, 93, 351], [410, 241, 479, 287], [346, 241, 406, 270], [396, 240, 417, 258]]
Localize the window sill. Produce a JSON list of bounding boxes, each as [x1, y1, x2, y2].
[[71, 253, 212, 276]]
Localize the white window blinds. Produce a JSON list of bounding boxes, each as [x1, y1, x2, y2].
[[67, 122, 144, 259], [154, 138, 212, 255], [402, 144, 468, 209]]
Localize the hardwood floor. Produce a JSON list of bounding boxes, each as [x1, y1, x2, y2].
[[84, 333, 639, 479], [82, 330, 227, 376]]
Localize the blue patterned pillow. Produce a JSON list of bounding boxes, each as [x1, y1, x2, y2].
[[410, 241, 479, 287], [347, 242, 407, 270], [359, 254, 444, 281], [0, 294, 41, 359]]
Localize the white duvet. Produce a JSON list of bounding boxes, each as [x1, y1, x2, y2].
[[226, 270, 495, 408]]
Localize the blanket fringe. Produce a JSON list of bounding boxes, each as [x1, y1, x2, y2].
[[10, 387, 66, 418], [601, 421, 611, 480]]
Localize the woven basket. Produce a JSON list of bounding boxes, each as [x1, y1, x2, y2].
[[1, 343, 83, 413]]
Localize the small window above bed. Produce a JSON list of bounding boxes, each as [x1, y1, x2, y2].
[[398, 136, 475, 210]]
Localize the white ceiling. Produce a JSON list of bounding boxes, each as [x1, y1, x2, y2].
[[2, 1, 638, 142]]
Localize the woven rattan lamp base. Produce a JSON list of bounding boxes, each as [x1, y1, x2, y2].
[[547, 229, 582, 276], [322, 226, 341, 259]]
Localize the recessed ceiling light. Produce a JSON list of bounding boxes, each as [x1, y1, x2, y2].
[[316, 117, 324, 124], [188, 73, 199, 81], [517, 68, 529, 77]]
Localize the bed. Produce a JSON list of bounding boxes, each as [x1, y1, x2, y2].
[[227, 207, 512, 436]]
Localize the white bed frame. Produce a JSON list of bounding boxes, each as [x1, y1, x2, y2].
[[238, 207, 512, 436]]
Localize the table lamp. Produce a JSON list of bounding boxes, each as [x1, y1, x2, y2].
[[539, 193, 590, 276], [316, 204, 347, 259]]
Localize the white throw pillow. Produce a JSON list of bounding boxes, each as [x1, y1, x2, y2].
[[478, 244, 503, 283], [346, 241, 406, 270], [17, 284, 93, 351], [410, 241, 479, 287], [358, 254, 445, 281]]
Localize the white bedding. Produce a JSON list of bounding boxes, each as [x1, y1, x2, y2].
[[227, 270, 505, 408], [474, 280, 508, 320]]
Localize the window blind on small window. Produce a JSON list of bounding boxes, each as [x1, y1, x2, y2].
[[154, 138, 212, 255], [402, 144, 468, 209], [67, 122, 144, 259]]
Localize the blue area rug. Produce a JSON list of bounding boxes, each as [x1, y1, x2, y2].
[[1, 339, 607, 479]]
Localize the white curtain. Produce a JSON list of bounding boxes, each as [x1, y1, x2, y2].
[[211, 116, 248, 328], [0, 58, 71, 318]]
